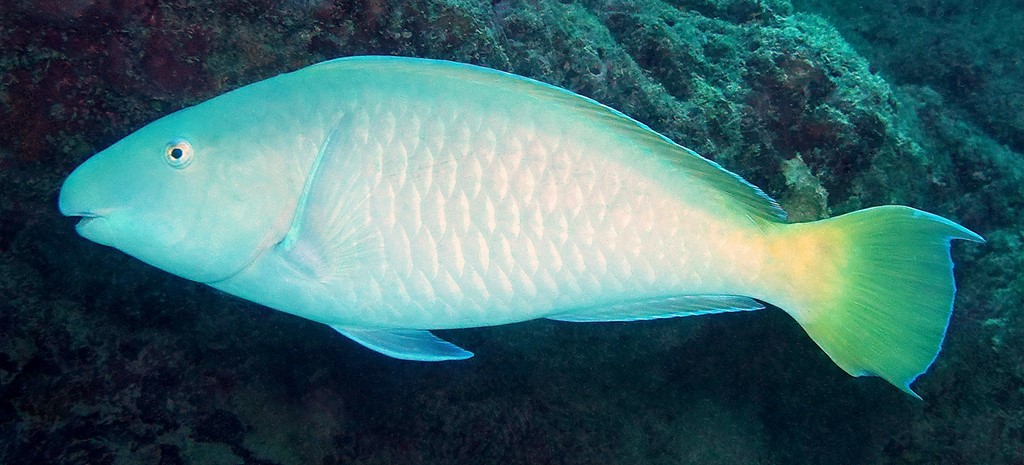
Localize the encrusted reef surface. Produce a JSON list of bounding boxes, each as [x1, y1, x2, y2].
[[0, 0, 1020, 463]]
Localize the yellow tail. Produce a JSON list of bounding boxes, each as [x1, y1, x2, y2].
[[764, 206, 983, 397]]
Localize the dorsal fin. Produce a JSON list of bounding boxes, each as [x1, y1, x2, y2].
[[305, 56, 787, 222]]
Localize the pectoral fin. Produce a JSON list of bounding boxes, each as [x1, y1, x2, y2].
[[276, 115, 381, 281], [547, 295, 763, 322], [331, 326, 474, 361]]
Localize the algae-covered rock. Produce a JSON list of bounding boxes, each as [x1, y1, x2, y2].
[[1, 0, 1020, 464], [793, 0, 1024, 155]]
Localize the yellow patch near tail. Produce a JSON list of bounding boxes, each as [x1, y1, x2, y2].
[[763, 222, 848, 323]]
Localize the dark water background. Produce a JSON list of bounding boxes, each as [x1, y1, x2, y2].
[[1, 0, 1021, 463]]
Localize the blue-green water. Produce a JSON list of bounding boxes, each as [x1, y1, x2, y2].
[[1, 1, 1020, 464]]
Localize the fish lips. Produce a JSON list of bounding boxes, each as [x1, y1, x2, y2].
[[61, 210, 119, 247], [73, 214, 112, 240], [58, 178, 120, 247]]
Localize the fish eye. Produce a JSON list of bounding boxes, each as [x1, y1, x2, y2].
[[164, 138, 194, 169]]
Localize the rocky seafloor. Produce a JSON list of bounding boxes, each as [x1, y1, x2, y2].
[[1, 0, 1021, 463]]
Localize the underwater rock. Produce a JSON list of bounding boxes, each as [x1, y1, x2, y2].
[[792, 0, 1024, 155]]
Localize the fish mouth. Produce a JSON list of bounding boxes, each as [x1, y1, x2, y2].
[[62, 209, 102, 221], [62, 210, 116, 244], [72, 213, 103, 230]]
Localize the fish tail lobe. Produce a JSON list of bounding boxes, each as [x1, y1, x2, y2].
[[766, 206, 983, 397]]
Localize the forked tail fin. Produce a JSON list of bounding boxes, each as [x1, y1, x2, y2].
[[767, 206, 983, 398]]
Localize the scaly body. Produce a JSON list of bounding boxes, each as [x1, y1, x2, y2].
[[211, 60, 767, 329]]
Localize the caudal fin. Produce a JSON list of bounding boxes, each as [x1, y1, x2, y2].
[[770, 206, 983, 397]]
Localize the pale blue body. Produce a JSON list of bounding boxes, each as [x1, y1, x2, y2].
[[59, 57, 775, 360], [59, 57, 979, 391]]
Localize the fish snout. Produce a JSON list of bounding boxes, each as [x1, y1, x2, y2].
[[58, 157, 122, 245]]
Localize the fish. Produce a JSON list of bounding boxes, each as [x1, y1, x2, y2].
[[59, 56, 982, 396]]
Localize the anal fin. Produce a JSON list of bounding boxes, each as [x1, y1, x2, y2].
[[331, 326, 474, 361], [547, 295, 763, 322]]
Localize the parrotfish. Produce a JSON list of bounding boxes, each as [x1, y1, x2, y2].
[[59, 56, 982, 396]]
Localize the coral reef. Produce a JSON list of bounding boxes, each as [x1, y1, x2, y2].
[[1, 0, 1020, 463]]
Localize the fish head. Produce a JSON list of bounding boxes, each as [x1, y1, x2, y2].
[[59, 100, 299, 284]]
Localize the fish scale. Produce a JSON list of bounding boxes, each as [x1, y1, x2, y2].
[[59, 56, 982, 394], [330, 88, 731, 329]]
